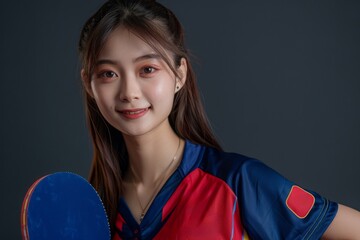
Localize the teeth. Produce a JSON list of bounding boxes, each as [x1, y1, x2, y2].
[[127, 109, 145, 115]]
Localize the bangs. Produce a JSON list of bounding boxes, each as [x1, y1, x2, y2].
[[124, 19, 182, 77], [83, 15, 183, 80]]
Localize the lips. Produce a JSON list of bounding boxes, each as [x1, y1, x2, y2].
[[118, 107, 150, 119]]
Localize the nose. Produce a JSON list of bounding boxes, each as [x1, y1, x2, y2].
[[118, 73, 141, 102]]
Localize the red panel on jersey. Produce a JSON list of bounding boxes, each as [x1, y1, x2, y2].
[[154, 169, 244, 239], [115, 212, 125, 231], [286, 185, 315, 219]]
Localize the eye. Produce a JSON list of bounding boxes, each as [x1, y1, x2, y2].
[[100, 71, 118, 78], [140, 66, 157, 76]]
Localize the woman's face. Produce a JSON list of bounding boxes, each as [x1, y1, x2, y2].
[[86, 26, 186, 137]]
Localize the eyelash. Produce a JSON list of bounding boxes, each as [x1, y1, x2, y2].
[[98, 71, 118, 79], [140, 66, 157, 76], [95, 65, 159, 80]]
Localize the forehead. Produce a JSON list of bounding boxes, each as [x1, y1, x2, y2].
[[99, 26, 155, 60]]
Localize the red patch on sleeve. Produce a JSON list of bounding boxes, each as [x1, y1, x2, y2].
[[286, 185, 315, 219]]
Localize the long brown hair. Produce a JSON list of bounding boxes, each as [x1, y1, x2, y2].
[[78, 0, 221, 234]]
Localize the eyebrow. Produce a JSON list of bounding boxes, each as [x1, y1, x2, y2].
[[134, 53, 161, 62], [95, 53, 162, 66], [95, 59, 118, 66]]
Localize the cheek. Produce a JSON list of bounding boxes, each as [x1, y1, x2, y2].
[[146, 78, 175, 103], [150, 87, 174, 112], [92, 85, 115, 111]]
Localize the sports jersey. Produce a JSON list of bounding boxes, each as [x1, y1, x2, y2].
[[113, 140, 338, 239]]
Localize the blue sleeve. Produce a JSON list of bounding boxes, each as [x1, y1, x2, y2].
[[237, 159, 338, 239]]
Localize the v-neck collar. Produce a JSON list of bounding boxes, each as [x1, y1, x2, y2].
[[116, 140, 205, 238]]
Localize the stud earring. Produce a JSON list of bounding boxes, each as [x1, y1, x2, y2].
[[176, 85, 180, 89]]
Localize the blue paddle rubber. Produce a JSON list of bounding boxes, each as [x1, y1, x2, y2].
[[25, 172, 110, 240]]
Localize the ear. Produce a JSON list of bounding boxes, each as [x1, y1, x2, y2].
[[175, 58, 187, 93], [81, 69, 94, 98]]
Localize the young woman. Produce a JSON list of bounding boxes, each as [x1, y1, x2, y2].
[[78, 0, 360, 239]]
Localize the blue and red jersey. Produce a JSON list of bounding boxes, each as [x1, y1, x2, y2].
[[113, 140, 338, 239]]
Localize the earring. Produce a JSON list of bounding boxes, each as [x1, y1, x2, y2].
[[176, 85, 180, 89]]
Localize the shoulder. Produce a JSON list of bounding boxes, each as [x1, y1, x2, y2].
[[199, 145, 281, 185], [200, 145, 268, 175], [182, 141, 286, 192], [195, 144, 289, 196]]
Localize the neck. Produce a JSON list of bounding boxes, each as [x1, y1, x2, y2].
[[123, 122, 183, 185]]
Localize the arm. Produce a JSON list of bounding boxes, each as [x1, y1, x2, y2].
[[322, 204, 360, 239]]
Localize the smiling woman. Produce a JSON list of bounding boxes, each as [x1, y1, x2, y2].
[[84, 26, 185, 137], [77, 0, 360, 239]]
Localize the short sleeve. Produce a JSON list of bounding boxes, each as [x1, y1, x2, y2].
[[237, 159, 338, 239]]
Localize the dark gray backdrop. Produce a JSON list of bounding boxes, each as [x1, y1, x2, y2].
[[1, 1, 359, 239]]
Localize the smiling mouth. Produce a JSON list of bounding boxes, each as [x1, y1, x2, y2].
[[118, 107, 150, 119], [123, 109, 147, 115]]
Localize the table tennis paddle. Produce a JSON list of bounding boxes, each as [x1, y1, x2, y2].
[[21, 172, 110, 240]]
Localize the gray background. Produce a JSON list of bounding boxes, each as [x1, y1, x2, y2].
[[1, 0, 359, 238]]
